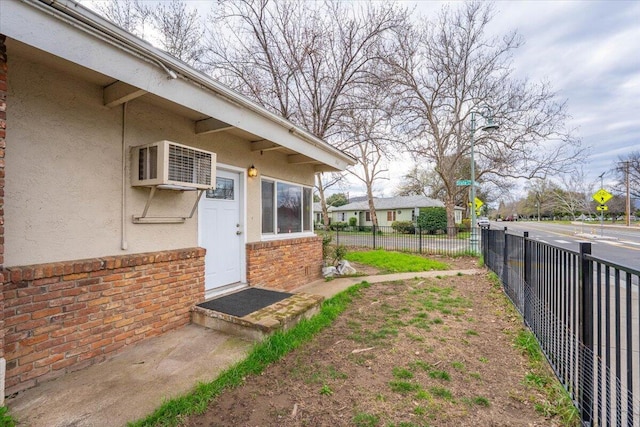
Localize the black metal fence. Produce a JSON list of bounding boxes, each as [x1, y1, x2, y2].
[[482, 227, 640, 426], [318, 225, 472, 256]]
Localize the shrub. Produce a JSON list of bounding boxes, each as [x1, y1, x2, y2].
[[417, 207, 447, 234], [349, 217, 358, 227], [330, 222, 348, 231], [391, 221, 415, 234], [459, 218, 471, 232]]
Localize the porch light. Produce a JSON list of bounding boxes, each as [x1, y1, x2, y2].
[[248, 165, 258, 177]]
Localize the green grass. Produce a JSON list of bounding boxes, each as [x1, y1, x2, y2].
[[353, 412, 380, 427], [344, 250, 449, 272], [0, 407, 16, 427], [128, 281, 371, 427]]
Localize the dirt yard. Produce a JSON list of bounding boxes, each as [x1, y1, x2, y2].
[[183, 260, 559, 427]]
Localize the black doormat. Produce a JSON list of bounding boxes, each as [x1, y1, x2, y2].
[[197, 288, 293, 317]]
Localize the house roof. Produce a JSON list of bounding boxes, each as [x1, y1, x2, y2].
[[329, 195, 446, 212], [2, 0, 355, 172]]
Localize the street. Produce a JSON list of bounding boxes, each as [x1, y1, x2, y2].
[[489, 221, 640, 270]]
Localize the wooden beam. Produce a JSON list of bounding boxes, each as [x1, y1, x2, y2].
[[103, 81, 146, 107], [251, 140, 283, 152], [288, 154, 318, 164], [195, 117, 233, 134]]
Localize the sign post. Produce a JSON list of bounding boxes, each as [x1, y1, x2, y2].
[[592, 188, 612, 236]]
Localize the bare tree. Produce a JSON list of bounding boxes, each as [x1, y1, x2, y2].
[[613, 151, 640, 201], [385, 1, 584, 235], [205, 0, 408, 226], [152, 0, 205, 67], [95, 0, 152, 38]]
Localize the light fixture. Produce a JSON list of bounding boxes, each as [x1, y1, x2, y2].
[[248, 165, 258, 177]]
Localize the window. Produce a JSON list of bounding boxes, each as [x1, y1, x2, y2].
[[340, 213, 346, 221], [262, 179, 313, 235], [387, 211, 396, 221], [206, 177, 234, 200], [365, 211, 371, 222]]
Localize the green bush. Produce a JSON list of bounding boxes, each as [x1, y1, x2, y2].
[[329, 222, 348, 231], [417, 207, 447, 234], [349, 217, 358, 227], [391, 221, 415, 234], [459, 218, 471, 232]]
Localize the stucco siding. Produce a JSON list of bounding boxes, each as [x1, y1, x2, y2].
[[5, 48, 316, 267]]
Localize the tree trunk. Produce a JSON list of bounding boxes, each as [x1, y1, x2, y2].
[[445, 196, 457, 238], [316, 175, 330, 228], [366, 186, 379, 227]]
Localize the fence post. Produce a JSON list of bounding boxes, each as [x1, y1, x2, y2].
[[502, 227, 508, 288], [336, 226, 340, 246], [372, 224, 376, 250], [579, 242, 593, 424], [523, 232, 530, 326], [418, 226, 422, 254]]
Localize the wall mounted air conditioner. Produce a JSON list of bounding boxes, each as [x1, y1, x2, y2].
[[131, 140, 216, 190]]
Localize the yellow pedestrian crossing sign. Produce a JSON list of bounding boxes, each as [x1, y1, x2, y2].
[[474, 197, 483, 210], [592, 188, 612, 204], [596, 205, 608, 211]]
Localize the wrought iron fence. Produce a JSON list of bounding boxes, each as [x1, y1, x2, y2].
[[482, 227, 640, 426], [317, 225, 472, 256]]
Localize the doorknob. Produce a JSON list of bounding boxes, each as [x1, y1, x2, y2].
[[236, 231, 242, 235]]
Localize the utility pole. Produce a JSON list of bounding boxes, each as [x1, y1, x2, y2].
[[598, 172, 605, 236], [624, 161, 631, 227]]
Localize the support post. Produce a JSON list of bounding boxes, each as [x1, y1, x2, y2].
[[523, 232, 530, 325], [579, 242, 593, 424]]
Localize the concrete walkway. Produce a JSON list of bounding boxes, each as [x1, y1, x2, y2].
[[7, 269, 481, 427]]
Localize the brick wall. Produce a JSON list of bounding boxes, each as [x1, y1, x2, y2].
[[246, 237, 323, 291], [2, 248, 205, 395], [0, 34, 7, 404]]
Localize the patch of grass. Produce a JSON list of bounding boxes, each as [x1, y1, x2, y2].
[[429, 386, 453, 400], [409, 360, 432, 372], [428, 370, 450, 381], [320, 383, 333, 396], [0, 407, 16, 427], [353, 412, 380, 427], [451, 361, 465, 371], [479, 356, 488, 363], [350, 326, 399, 346], [415, 389, 433, 400], [389, 380, 420, 394], [128, 282, 371, 427], [345, 250, 449, 272], [404, 332, 424, 342], [513, 330, 580, 426], [392, 367, 414, 379], [465, 329, 478, 336]]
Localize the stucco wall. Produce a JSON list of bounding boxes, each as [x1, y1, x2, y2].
[[5, 45, 316, 267]]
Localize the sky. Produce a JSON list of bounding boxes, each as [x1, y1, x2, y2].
[[371, 0, 640, 199]]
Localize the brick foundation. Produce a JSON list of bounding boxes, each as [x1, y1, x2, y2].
[[2, 248, 205, 395], [246, 237, 323, 291]]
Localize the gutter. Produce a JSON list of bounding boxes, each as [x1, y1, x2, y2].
[[30, 0, 355, 167]]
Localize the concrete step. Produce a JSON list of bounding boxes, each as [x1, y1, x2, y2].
[[191, 290, 324, 341]]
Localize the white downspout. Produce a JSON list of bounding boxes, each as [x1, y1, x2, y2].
[[121, 102, 128, 250]]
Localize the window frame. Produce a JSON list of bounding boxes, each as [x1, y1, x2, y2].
[[260, 177, 314, 239]]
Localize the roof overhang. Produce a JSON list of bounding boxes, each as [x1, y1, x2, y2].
[[0, 0, 355, 172]]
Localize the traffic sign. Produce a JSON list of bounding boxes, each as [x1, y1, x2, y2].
[[474, 197, 483, 210], [596, 205, 608, 211], [456, 179, 472, 186], [592, 188, 612, 204]]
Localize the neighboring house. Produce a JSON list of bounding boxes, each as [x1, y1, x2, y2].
[[0, 0, 354, 399], [329, 195, 463, 226]]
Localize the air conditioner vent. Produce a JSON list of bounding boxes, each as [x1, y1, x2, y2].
[[131, 140, 216, 190]]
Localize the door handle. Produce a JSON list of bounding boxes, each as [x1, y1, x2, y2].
[[236, 231, 242, 235]]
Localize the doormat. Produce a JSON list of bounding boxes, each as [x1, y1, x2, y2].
[[197, 288, 293, 317]]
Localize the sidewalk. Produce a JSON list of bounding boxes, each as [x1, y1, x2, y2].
[[7, 269, 481, 427]]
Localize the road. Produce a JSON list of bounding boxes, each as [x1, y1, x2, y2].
[[488, 221, 640, 270]]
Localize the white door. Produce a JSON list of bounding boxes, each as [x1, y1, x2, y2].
[[199, 170, 243, 292]]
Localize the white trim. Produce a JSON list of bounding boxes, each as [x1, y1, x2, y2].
[[261, 232, 317, 242]]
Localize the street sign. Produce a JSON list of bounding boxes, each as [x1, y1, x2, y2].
[[474, 197, 484, 210], [456, 179, 472, 186], [592, 188, 612, 204], [596, 205, 608, 211]]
